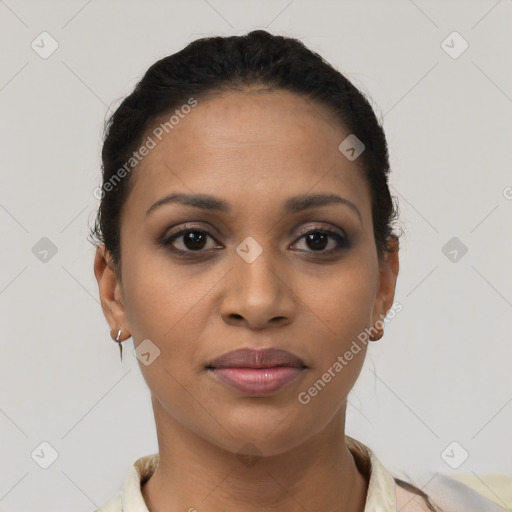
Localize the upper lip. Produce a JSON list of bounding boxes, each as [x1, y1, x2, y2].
[[206, 347, 307, 369]]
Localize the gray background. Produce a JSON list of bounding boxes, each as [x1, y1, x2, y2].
[[1, 0, 511, 510]]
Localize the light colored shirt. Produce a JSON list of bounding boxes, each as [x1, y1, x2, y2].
[[94, 437, 511, 511]]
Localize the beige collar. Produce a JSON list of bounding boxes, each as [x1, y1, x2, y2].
[[118, 436, 399, 511]]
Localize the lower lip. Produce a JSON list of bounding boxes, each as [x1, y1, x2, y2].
[[208, 367, 306, 396]]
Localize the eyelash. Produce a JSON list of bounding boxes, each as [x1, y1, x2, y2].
[[158, 225, 350, 258]]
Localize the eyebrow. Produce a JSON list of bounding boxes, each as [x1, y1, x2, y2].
[[146, 192, 362, 223]]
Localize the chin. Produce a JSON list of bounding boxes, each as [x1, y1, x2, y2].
[[211, 418, 307, 457]]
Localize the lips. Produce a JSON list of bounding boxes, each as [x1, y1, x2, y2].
[[206, 347, 307, 369], [206, 347, 307, 396]]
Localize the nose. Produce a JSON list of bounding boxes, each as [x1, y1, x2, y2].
[[219, 245, 296, 330]]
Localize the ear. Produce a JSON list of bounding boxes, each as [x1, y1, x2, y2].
[[371, 235, 400, 326], [93, 245, 129, 335]]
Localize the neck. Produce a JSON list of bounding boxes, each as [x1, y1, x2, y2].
[[141, 397, 368, 512]]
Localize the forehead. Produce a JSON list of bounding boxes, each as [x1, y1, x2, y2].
[[124, 89, 371, 222]]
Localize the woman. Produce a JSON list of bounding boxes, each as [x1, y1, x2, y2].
[[90, 30, 510, 511]]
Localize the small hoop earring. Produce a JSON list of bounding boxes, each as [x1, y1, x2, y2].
[[111, 328, 124, 362]]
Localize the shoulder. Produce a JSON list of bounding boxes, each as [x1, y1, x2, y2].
[[449, 473, 512, 510], [396, 472, 512, 512], [346, 437, 510, 511], [395, 483, 435, 511], [88, 453, 158, 512]]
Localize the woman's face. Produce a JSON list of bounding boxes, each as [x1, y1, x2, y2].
[[95, 89, 398, 456]]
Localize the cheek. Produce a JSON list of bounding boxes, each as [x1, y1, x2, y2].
[[305, 257, 378, 355], [120, 248, 219, 377], [294, 256, 377, 409], [121, 244, 197, 340], [120, 257, 208, 414]]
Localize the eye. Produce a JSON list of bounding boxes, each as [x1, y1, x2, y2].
[[159, 227, 220, 255], [291, 228, 350, 253]]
